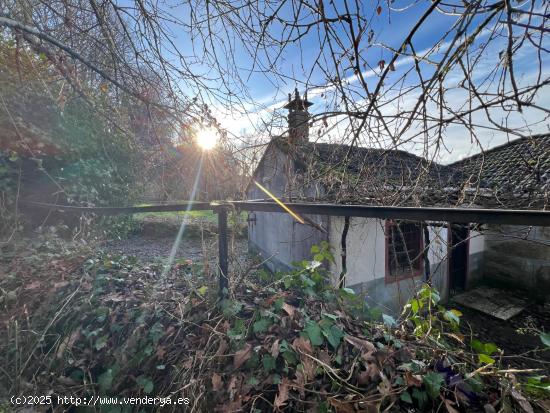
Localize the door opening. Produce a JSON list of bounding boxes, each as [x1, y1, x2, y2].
[[449, 224, 469, 296]]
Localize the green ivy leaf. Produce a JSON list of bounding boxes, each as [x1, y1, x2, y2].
[[247, 377, 259, 386], [472, 339, 498, 356], [98, 369, 114, 393], [483, 342, 498, 355], [412, 387, 428, 408], [400, 391, 413, 404], [136, 376, 154, 394], [228, 319, 246, 340], [466, 375, 484, 393], [423, 372, 444, 399], [304, 321, 324, 346], [262, 355, 276, 372], [253, 317, 272, 334], [410, 299, 421, 314], [95, 335, 109, 351], [525, 375, 550, 391], [478, 354, 495, 365], [281, 349, 298, 365], [444, 310, 460, 325], [272, 297, 284, 312], [540, 332, 550, 348], [220, 299, 243, 317], [313, 253, 324, 262], [470, 339, 484, 354], [323, 324, 344, 349], [197, 285, 208, 296], [382, 314, 396, 327]]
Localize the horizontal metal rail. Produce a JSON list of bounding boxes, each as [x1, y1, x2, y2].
[[22, 200, 550, 226], [21, 201, 212, 214], [21, 199, 550, 296], [226, 201, 550, 226]]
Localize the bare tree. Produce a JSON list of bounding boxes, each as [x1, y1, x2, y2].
[[0, 0, 548, 204]]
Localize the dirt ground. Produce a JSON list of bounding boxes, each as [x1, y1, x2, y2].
[[456, 302, 550, 373], [104, 217, 252, 274]]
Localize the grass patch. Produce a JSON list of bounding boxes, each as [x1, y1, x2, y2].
[[133, 209, 218, 222]]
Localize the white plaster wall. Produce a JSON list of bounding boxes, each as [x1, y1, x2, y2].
[[328, 217, 386, 285], [428, 226, 448, 264], [428, 225, 449, 299], [328, 218, 454, 310], [248, 144, 329, 270], [329, 218, 449, 285], [469, 230, 485, 254]]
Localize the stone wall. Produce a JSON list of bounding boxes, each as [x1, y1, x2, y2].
[[482, 225, 550, 302]]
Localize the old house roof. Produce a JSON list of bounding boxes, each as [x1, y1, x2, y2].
[[450, 134, 550, 192], [286, 139, 456, 185], [249, 134, 549, 209], [256, 137, 460, 206], [450, 134, 549, 208]]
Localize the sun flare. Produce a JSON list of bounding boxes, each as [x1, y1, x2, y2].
[[196, 128, 218, 150]]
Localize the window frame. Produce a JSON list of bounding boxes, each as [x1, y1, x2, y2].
[[384, 220, 425, 284]]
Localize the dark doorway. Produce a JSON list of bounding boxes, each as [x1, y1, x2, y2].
[[449, 224, 469, 296]]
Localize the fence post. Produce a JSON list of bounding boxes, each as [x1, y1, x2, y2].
[[217, 206, 229, 296]]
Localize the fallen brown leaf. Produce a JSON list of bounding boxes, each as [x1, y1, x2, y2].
[[404, 371, 422, 387], [282, 302, 296, 318], [227, 374, 243, 401], [510, 387, 533, 413], [302, 357, 316, 380], [182, 358, 193, 369], [212, 373, 223, 391], [356, 370, 370, 386], [319, 349, 332, 364], [155, 346, 166, 359], [344, 335, 376, 353], [53, 281, 69, 289], [294, 370, 306, 397], [216, 338, 229, 356], [274, 377, 290, 410], [264, 293, 287, 307], [443, 398, 460, 413], [220, 320, 230, 333], [365, 361, 380, 381], [292, 336, 313, 355], [233, 343, 252, 369], [25, 281, 41, 290], [328, 397, 355, 413], [271, 339, 280, 358]]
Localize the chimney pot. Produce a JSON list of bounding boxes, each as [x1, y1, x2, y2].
[[283, 89, 313, 144]]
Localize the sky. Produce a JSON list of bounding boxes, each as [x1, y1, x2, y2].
[[160, 1, 549, 164]]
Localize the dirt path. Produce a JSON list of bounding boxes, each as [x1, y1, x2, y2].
[[104, 232, 252, 274]]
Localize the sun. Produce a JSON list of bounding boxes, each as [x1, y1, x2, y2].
[[196, 128, 218, 150]]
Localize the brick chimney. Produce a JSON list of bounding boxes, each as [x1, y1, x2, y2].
[[284, 88, 312, 144]]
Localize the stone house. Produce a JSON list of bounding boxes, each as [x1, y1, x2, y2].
[[246, 90, 549, 312]]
